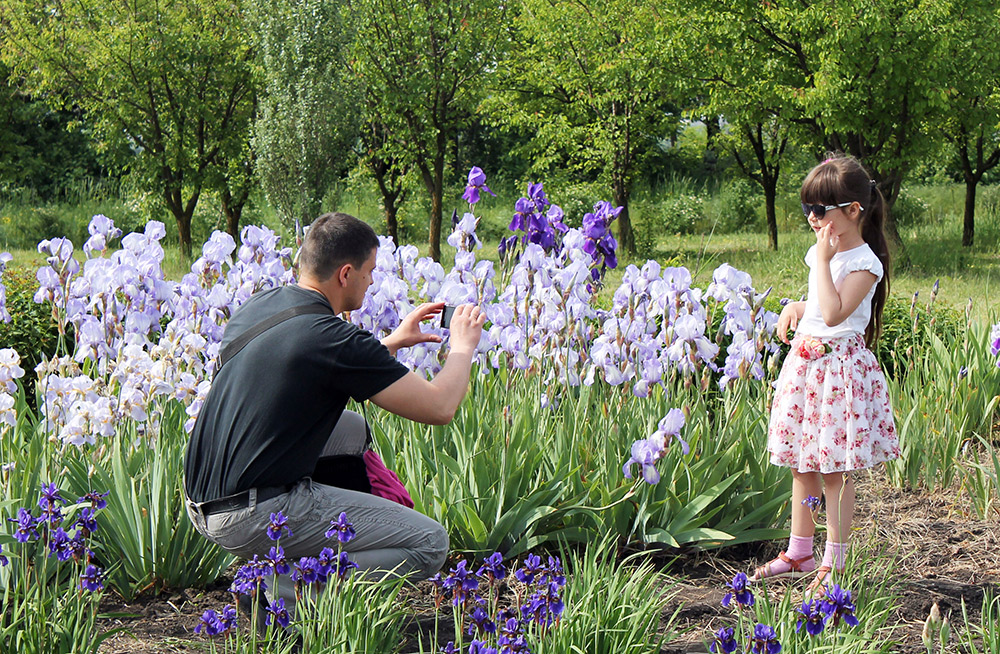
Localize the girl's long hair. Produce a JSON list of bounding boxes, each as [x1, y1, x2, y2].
[[800, 154, 890, 346]]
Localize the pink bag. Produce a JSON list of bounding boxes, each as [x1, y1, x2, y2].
[[363, 450, 414, 508]]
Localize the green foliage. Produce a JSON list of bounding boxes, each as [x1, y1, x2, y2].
[[296, 573, 409, 653], [0, 266, 63, 404], [959, 592, 1000, 654], [61, 406, 235, 599], [654, 194, 705, 236], [347, 0, 507, 260], [891, 191, 930, 229], [534, 542, 677, 654], [885, 319, 1000, 492], [1, 0, 258, 256], [875, 294, 965, 380], [486, 0, 680, 252], [708, 178, 761, 234], [0, 64, 106, 202], [251, 0, 359, 228]]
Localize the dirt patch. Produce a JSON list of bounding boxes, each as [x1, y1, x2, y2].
[[96, 473, 1000, 653]]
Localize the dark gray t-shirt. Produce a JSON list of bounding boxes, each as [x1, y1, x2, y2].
[[184, 285, 408, 502]]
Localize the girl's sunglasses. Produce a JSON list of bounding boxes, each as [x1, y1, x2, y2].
[[801, 201, 852, 218]]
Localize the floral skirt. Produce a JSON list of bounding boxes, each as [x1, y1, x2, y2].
[[768, 334, 899, 473]]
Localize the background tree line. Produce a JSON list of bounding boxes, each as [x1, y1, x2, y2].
[[1, 0, 998, 259]]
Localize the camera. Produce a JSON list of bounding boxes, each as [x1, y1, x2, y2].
[[440, 305, 456, 329]]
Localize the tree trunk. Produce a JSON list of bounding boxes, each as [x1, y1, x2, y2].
[[164, 186, 199, 258], [221, 188, 247, 239], [963, 176, 977, 247], [417, 134, 448, 262], [763, 174, 778, 251], [612, 180, 634, 254]]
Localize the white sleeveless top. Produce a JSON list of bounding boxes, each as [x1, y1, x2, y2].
[[795, 243, 883, 339]]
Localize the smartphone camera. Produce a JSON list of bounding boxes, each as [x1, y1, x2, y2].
[[440, 305, 456, 330]]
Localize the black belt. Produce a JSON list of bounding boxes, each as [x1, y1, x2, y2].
[[198, 485, 293, 516]]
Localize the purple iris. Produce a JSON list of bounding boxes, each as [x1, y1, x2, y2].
[[80, 564, 104, 592], [292, 557, 321, 585], [77, 490, 110, 510], [334, 551, 358, 580], [462, 167, 495, 206], [0, 543, 7, 567], [796, 599, 827, 636], [10, 508, 39, 543], [444, 560, 480, 605], [229, 556, 270, 595], [75, 507, 98, 535], [749, 623, 781, 654], [48, 527, 73, 562], [325, 512, 356, 544], [266, 511, 292, 541], [195, 609, 227, 636], [709, 626, 738, 653], [515, 553, 544, 585], [722, 572, 755, 608], [468, 640, 498, 654], [821, 585, 860, 627], [476, 551, 507, 582], [265, 598, 290, 628], [267, 546, 290, 575], [38, 482, 64, 509], [466, 604, 497, 636], [802, 495, 822, 511]]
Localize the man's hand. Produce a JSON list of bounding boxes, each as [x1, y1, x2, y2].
[[381, 302, 444, 356], [446, 304, 486, 354]]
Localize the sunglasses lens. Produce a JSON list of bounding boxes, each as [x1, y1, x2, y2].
[[801, 203, 825, 218]]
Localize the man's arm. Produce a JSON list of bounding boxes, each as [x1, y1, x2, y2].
[[370, 304, 486, 424]]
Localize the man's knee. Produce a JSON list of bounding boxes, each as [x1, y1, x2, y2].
[[414, 522, 449, 580]]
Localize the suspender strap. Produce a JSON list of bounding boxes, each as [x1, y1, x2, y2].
[[216, 303, 331, 375]]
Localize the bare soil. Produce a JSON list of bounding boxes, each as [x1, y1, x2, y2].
[[97, 473, 1000, 653]]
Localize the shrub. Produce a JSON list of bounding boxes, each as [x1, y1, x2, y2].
[[0, 265, 63, 404], [654, 194, 705, 236], [891, 190, 930, 228], [709, 178, 760, 233], [874, 292, 964, 380], [0, 207, 85, 249]]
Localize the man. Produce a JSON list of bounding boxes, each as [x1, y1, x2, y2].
[[184, 212, 485, 606]]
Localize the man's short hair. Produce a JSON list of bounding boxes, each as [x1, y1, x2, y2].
[[298, 213, 379, 281]]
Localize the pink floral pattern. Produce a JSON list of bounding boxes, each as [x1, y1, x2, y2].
[[769, 334, 899, 473]]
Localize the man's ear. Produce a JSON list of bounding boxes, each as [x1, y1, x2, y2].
[[336, 263, 353, 287]]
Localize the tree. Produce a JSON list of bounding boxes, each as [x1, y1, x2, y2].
[[934, 0, 1000, 247], [346, 0, 507, 261], [687, 6, 806, 250], [0, 63, 106, 200], [689, 0, 956, 253], [488, 0, 676, 254], [1, 0, 258, 256], [251, 0, 360, 230]]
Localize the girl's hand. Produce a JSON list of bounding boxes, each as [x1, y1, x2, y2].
[[815, 223, 839, 263], [776, 304, 799, 344]]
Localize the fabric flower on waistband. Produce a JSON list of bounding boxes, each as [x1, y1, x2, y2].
[[795, 336, 831, 361]]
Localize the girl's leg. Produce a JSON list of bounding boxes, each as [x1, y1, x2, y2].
[[819, 471, 855, 571], [791, 470, 823, 538], [751, 470, 820, 580]]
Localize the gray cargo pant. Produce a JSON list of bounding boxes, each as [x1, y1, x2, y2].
[[185, 410, 448, 611]]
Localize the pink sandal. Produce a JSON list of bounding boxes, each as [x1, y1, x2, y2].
[[804, 565, 839, 599], [749, 551, 816, 582]]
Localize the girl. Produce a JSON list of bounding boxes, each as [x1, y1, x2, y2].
[[749, 155, 899, 596]]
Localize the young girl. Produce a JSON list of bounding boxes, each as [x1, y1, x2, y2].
[[749, 154, 899, 596]]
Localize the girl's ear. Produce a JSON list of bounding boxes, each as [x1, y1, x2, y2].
[[850, 202, 863, 220]]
